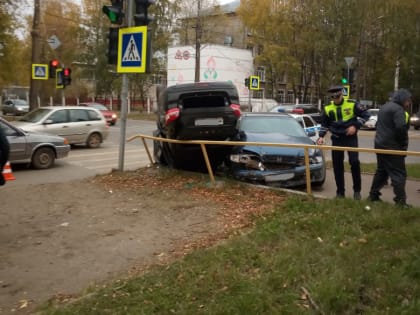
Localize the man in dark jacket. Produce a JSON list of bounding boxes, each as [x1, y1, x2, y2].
[[368, 88, 412, 207], [317, 85, 370, 199], [0, 124, 10, 185]]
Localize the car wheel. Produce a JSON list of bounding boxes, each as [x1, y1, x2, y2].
[[162, 142, 176, 167], [86, 132, 102, 148], [32, 147, 55, 169], [153, 131, 166, 165]]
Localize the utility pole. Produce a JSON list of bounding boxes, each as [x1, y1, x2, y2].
[[194, 0, 202, 82], [118, 0, 133, 171], [29, 0, 42, 109], [394, 57, 400, 91]]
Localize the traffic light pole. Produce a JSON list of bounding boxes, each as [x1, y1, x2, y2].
[[118, 0, 133, 171]]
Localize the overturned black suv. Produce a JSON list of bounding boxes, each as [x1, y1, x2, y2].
[[153, 81, 242, 170]]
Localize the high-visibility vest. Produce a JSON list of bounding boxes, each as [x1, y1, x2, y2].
[[324, 100, 355, 122], [405, 111, 409, 125]]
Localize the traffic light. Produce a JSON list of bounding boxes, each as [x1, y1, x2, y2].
[[102, 0, 124, 25], [134, 0, 155, 26], [49, 59, 59, 79], [56, 69, 64, 89], [244, 77, 250, 88], [106, 28, 119, 65], [341, 77, 348, 84], [63, 68, 72, 86]]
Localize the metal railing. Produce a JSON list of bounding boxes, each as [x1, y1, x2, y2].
[[127, 134, 420, 195]]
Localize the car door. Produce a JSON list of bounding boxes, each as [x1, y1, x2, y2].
[[302, 115, 319, 141], [2, 100, 13, 115], [68, 108, 93, 143], [1, 120, 28, 163], [39, 109, 78, 142]]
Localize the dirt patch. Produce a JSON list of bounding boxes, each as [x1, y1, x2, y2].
[[0, 166, 286, 314]]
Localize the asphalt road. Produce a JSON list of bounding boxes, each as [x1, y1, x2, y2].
[[5, 120, 420, 206]]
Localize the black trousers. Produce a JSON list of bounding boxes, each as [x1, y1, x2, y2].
[[331, 135, 361, 196], [369, 153, 407, 204]]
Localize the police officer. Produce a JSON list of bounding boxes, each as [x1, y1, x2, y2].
[[368, 89, 412, 207], [317, 86, 370, 199]]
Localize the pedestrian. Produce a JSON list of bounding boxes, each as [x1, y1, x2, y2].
[[0, 124, 10, 186], [368, 89, 412, 208], [317, 85, 370, 199]]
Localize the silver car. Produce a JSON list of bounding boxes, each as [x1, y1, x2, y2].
[[11, 106, 109, 148], [2, 99, 30, 116], [0, 117, 70, 169]]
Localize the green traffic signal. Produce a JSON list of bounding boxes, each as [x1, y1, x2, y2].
[[103, 0, 124, 25], [341, 77, 348, 84]]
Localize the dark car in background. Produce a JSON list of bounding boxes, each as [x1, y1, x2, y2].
[[2, 99, 30, 116], [227, 112, 326, 188], [153, 81, 241, 170], [0, 117, 70, 169], [79, 102, 118, 126]]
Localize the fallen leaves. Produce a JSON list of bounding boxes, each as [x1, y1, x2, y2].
[[93, 166, 287, 261]]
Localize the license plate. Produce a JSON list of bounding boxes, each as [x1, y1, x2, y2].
[[265, 173, 294, 182], [194, 117, 223, 126]]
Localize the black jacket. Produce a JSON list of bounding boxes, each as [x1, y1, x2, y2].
[[0, 125, 10, 169], [374, 89, 410, 151]]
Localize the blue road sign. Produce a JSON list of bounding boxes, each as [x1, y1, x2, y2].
[[250, 75, 260, 90], [117, 26, 148, 73], [32, 64, 48, 80]]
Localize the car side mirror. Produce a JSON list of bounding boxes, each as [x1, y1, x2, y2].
[[43, 119, 54, 125]]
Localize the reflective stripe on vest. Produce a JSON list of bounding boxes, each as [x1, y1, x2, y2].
[[405, 111, 409, 124], [324, 100, 355, 122]]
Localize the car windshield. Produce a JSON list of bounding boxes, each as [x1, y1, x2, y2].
[[240, 115, 308, 137], [13, 100, 28, 106], [19, 108, 52, 123]]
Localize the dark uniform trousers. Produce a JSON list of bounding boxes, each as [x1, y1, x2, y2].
[[369, 154, 406, 204], [331, 134, 361, 196]]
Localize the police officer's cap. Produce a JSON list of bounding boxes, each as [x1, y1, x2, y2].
[[327, 85, 344, 93]]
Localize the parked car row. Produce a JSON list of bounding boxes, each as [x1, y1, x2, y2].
[[1, 106, 110, 169], [270, 103, 322, 123], [152, 82, 326, 188], [0, 117, 70, 169]]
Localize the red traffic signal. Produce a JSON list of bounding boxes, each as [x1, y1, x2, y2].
[[49, 59, 60, 79], [63, 68, 72, 86]]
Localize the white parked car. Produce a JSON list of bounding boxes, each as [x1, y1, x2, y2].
[[289, 113, 320, 142], [11, 106, 109, 148]]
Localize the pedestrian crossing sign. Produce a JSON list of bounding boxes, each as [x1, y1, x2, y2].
[[32, 64, 48, 80], [117, 26, 148, 73], [250, 75, 260, 90], [342, 85, 350, 99]]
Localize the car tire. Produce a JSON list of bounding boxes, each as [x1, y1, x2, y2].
[[32, 147, 55, 169], [86, 132, 102, 148], [162, 142, 176, 168]]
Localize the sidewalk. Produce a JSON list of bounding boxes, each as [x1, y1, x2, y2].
[[312, 169, 420, 206]]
